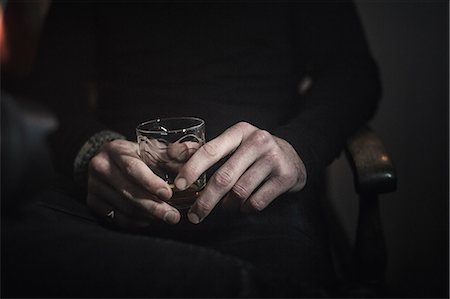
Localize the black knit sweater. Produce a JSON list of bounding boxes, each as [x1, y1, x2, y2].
[[20, 1, 381, 186]]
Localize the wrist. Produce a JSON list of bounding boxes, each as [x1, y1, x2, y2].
[[73, 130, 126, 188]]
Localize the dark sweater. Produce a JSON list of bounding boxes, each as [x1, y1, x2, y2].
[[20, 1, 381, 186]]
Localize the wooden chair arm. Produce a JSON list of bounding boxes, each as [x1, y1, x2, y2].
[[340, 127, 397, 295], [345, 127, 397, 195]]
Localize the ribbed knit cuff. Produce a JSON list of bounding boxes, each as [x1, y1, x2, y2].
[[73, 130, 126, 188]]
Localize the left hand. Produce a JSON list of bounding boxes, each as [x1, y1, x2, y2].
[[174, 122, 307, 224]]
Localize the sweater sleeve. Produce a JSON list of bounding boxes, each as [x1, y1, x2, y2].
[[272, 1, 382, 186]]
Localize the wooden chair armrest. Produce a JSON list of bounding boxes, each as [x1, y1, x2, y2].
[[345, 127, 397, 195]]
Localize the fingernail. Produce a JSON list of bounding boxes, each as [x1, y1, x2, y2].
[[163, 211, 179, 225], [188, 211, 201, 224], [156, 188, 170, 200], [175, 177, 187, 190]]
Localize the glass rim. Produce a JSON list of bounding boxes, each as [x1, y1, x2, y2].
[[136, 117, 205, 135]]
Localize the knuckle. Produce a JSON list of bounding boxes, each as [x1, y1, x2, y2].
[[100, 141, 114, 152], [201, 142, 218, 157], [88, 155, 109, 176], [101, 139, 120, 152], [273, 172, 295, 188], [195, 198, 214, 214], [265, 151, 283, 165], [146, 202, 158, 216], [250, 130, 273, 147], [273, 174, 288, 187], [148, 203, 162, 217], [235, 121, 253, 131], [248, 197, 266, 211], [123, 158, 141, 177], [231, 183, 250, 201], [108, 139, 127, 149], [278, 163, 298, 185], [109, 139, 124, 146], [182, 162, 199, 179], [212, 170, 234, 189]]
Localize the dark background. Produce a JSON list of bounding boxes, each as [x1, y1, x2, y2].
[[1, 1, 448, 298], [328, 1, 448, 298]]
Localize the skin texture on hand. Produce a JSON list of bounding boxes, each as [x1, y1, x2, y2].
[[175, 122, 307, 224], [87, 139, 181, 227], [86, 122, 307, 228]]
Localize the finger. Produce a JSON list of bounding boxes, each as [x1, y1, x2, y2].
[[114, 153, 173, 199], [241, 175, 293, 213], [220, 157, 273, 212], [87, 193, 152, 229], [89, 159, 181, 224], [89, 175, 143, 218], [175, 122, 258, 191], [188, 132, 272, 222], [162, 141, 201, 174], [89, 175, 179, 224], [90, 152, 172, 201], [89, 175, 181, 225], [167, 141, 201, 162], [138, 137, 175, 177]]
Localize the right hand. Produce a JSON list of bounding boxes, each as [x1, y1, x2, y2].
[[87, 139, 181, 228]]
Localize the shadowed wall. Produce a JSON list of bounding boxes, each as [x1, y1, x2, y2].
[[328, 1, 448, 297]]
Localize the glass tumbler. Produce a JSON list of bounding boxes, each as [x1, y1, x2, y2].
[[136, 117, 206, 209]]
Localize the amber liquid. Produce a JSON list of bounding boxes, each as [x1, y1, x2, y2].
[[166, 175, 206, 209]]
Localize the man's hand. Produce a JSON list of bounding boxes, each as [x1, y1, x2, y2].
[[174, 122, 307, 224], [87, 139, 181, 228]]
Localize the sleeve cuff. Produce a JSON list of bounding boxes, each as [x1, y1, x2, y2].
[[73, 130, 126, 188], [271, 124, 331, 188]]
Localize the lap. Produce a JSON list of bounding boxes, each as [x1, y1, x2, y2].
[[3, 178, 334, 297]]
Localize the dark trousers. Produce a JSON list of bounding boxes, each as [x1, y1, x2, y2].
[[2, 177, 334, 297]]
